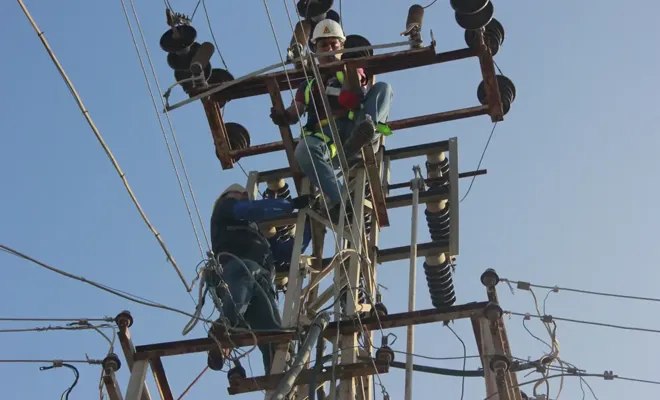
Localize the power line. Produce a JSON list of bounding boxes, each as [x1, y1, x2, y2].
[[0, 359, 102, 365], [121, 0, 212, 258], [0, 317, 113, 323], [460, 121, 498, 203], [502, 278, 660, 304], [508, 311, 660, 335], [0, 324, 114, 334], [0, 243, 298, 334], [16, 0, 191, 292]]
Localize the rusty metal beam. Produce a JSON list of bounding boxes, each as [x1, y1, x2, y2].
[[133, 302, 489, 361], [149, 358, 174, 400], [102, 370, 124, 400], [475, 31, 504, 122], [387, 169, 487, 191], [215, 46, 475, 102], [230, 104, 489, 160], [117, 325, 153, 400], [255, 187, 452, 228], [202, 99, 233, 169], [227, 361, 389, 395], [266, 78, 302, 191]]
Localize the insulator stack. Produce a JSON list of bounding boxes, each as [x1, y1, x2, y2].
[[477, 74, 517, 115], [263, 179, 296, 240], [423, 153, 456, 308], [340, 276, 367, 314], [464, 18, 505, 56]]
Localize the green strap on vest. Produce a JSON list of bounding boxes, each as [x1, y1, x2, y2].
[[301, 71, 392, 157]]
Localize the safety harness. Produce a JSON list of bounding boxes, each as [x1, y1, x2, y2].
[[301, 71, 392, 158]]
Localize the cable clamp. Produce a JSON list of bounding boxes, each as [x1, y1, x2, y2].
[[603, 370, 615, 380], [541, 315, 553, 324], [516, 281, 531, 291]]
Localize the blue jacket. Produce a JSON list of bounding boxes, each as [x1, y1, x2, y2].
[[210, 197, 311, 271]]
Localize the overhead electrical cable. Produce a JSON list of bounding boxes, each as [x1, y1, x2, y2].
[[15, 0, 192, 292], [121, 0, 211, 256], [508, 311, 660, 335], [502, 278, 660, 304]]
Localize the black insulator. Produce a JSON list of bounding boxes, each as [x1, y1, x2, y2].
[[343, 34, 373, 60], [425, 206, 450, 241], [455, 1, 494, 30], [264, 183, 295, 236], [159, 25, 197, 54], [477, 74, 517, 115], [450, 0, 489, 15], [207, 68, 234, 107], [423, 260, 456, 308], [167, 41, 201, 70], [426, 158, 450, 188], [224, 122, 251, 161], [297, 0, 334, 19], [340, 278, 367, 314], [464, 18, 505, 56], [326, 9, 341, 23]]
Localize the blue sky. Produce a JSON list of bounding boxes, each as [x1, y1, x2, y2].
[[2, 0, 660, 399]]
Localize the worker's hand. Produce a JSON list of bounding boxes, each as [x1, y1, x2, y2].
[[270, 106, 297, 126], [290, 194, 314, 210]]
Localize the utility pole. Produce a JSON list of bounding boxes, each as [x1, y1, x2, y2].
[[17, 0, 523, 398]]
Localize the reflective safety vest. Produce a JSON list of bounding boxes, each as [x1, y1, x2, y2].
[[301, 72, 392, 159]]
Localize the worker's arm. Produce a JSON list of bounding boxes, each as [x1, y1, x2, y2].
[[231, 198, 294, 222], [229, 194, 313, 222], [270, 84, 307, 126]]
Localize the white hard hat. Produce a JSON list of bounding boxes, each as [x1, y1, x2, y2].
[[220, 183, 247, 198], [311, 19, 346, 45]]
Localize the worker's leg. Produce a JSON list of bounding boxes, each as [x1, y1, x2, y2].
[[213, 258, 281, 372], [294, 135, 343, 209], [243, 270, 282, 374], [343, 81, 394, 157]]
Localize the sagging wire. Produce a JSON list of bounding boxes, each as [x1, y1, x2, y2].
[[15, 0, 191, 292], [460, 121, 498, 203], [0, 317, 114, 323], [445, 323, 466, 400], [1, 243, 228, 325], [40, 362, 79, 400], [121, 0, 211, 260], [0, 323, 114, 334]]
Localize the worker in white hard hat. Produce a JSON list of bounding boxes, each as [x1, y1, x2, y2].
[[205, 183, 313, 373], [270, 18, 394, 223]]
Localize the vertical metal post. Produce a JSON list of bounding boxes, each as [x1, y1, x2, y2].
[[125, 360, 149, 400], [337, 167, 367, 400], [265, 179, 311, 399], [405, 168, 422, 400]]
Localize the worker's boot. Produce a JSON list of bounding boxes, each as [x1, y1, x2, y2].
[[342, 116, 377, 159]]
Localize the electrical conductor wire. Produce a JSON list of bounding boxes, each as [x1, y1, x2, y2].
[[15, 0, 191, 291]]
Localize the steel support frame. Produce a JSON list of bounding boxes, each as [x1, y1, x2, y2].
[[472, 272, 523, 400], [198, 41, 499, 170], [117, 321, 165, 400]]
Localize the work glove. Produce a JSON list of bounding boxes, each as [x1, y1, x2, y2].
[[270, 106, 296, 126], [290, 194, 314, 210]]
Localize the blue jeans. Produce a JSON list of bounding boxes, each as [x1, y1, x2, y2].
[[214, 258, 282, 373], [294, 81, 394, 209]]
